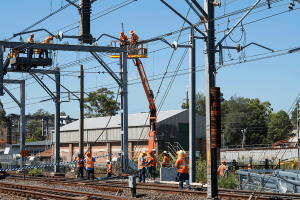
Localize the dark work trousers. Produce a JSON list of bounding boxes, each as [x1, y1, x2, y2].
[[77, 167, 83, 179], [39, 49, 49, 59], [107, 173, 111, 177], [86, 169, 94, 180], [178, 173, 191, 190], [28, 49, 33, 58], [148, 166, 155, 179], [139, 167, 146, 183]]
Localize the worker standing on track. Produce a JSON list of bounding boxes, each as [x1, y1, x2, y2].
[[138, 152, 147, 183], [27, 33, 34, 58], [39, 35, 53, 59], [175, 150, 191, 190], [129, 30, 139, 54], [85, 152, 95, 180], [161, 151, 170, 168], [107, 160, 112, 177], [119, 31, 128, 47], [76, 153, 84, 179], [147, 149, 157, 180], [217, 160, 227, 177]]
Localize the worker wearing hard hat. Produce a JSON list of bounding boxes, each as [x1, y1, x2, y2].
[[217, 160, 227, 177], [76, 153, 84, 179], [161, 151, 170, 168], [107, 160, 112, 177], [39, 35, 53, 59], [147, 149, 157, 180], [129, 30, 139, 54], [85, 152, 95, 180], [119, 31, 128, 47], [175, 150, 191, 190], [27, 33, 34, 58], [248, 164, 252, 170], [138, 152, 147, 183]]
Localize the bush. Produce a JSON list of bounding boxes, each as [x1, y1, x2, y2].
[[218, 175, 239, 189], [28, 168, 42, 175], [196, 156, 207, 182]]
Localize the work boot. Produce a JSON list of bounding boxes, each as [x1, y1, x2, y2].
[[185, 180, 191, 190], [179, 181, 183, 190]]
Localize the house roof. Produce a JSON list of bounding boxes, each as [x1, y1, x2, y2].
[[61, 110, 187, 131], [35, 149, 52, 157], [12, 140, 51, 146]]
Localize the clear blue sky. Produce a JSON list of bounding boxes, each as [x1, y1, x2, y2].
[[0, 0, 299, 118]]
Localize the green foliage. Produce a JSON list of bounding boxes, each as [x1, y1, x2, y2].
[[196, 156, 207, 182], [60, 111, 66, 116], [291, 107, 297, 124], [32, 109, 51, 116], [218, 174, 239, 189], [0, 100, 7, 127], [33, 129, 47, 141], [25, 120, 42, 137], [84, 88, 120, 118], [25, 138, 35, 143], [28, 168, 42, 175]]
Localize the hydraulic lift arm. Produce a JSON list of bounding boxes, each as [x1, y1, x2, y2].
[[133, 58, 157, 152]]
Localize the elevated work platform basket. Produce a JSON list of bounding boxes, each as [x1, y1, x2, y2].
[[109, 40, 148, 59]]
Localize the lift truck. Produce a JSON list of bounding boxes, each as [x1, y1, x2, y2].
[[111, 41, 156, 153]]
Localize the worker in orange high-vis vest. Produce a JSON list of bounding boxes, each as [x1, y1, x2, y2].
[[27, 33, 34, 58], [85, 152, 95, 180], [39, 35, 53, 59], [175, 150, 191, 190], [217, 160, 227, 177], [161, 151, 170, 168], [147, 149, 157, 180], [129, 30, 139, 54], [76, 153, 84, 179], [106, 160, 112, 177], [138, 152, 147, 183], [119, 32, 128, 47]]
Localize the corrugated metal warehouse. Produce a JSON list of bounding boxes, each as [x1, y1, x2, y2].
[[55, 109, 206, 163]]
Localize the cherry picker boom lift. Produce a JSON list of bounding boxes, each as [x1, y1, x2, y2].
[[110, 41, 156, 152]]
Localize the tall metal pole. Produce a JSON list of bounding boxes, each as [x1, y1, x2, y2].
[[189, 28, 196, 183], [20, 81, 25, 167], [205, 0, 218, 198], [79, 65, 84, 157], [42, 119, 44, 136], [80, 0, 91, 44], [7, 117, 12, 145], [0, 46, 3, 96], [297, 99, 300, 161], [46, 119, 49, 138], [120, 51, 128, 172], [54, 71, 60, 172]]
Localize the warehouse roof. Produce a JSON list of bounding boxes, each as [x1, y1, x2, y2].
[[61, 110, 187, 131]]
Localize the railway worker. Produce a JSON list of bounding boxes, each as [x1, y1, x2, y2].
[[119, 31, 128, 47], [138, 152, 147, 183], [129, 30, 139, 54], [106, 160, 112, 177], [76, 153, 84, 179], [161, 151, 170, 168], [85, 152, 95, 180], [27, 33, 34, 58], [39, 35, 53, 59], [175, 150, 191, 190], [217, 160, 227, 177], [147, 149, 157, 180]]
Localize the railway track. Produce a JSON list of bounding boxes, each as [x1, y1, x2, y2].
[[4, 174, 300, 199]]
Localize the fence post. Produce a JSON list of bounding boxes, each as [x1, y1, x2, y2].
[[247, 172, 251, 190], [239, 174, 243, 190]]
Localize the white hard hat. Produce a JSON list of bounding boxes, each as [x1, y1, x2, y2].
[[163, 151, 167, 154], [106, 160, 110, 163], [152, 149, 156, 152], [179, 150, 184, 155]]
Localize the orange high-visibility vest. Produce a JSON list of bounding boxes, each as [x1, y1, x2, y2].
[[119, 35, 128, 46], [76, 158, 83, 167], [107, 164, 112, 174], [85, 157, 94, 169], [175, 157, 189, 173], [148, 154, 157, 167], [138, 155, 147, 170], [217, 164, 226, 176], [130, 34, 139, 44], [161, 156, 170, 167], [27, 37, 34, 43], [42, 36, 52, 44]]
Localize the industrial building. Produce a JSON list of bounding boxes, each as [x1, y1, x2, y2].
[[55, 109, 206, 163]]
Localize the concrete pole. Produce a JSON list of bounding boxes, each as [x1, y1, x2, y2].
[[20, 81, 25, 167], [0, 46, 3, 96], [79, 0, 91, 44], [79, 65, 84, 157], [189, 28, 196, 183], [120, 52, 128, 172], [204, 0, 218, 198], [54, 71, 60, 172]]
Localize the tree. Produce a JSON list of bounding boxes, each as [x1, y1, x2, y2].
[[291, 107, 297, 124], [32, 109, 51, 116], [266, 110, 293, 143], [84, 88, 120, 118], [32, 129, 47, 141], [0, 100, 7, 126], [60, 111, 66, 116], [25, 120, 42, 138]]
